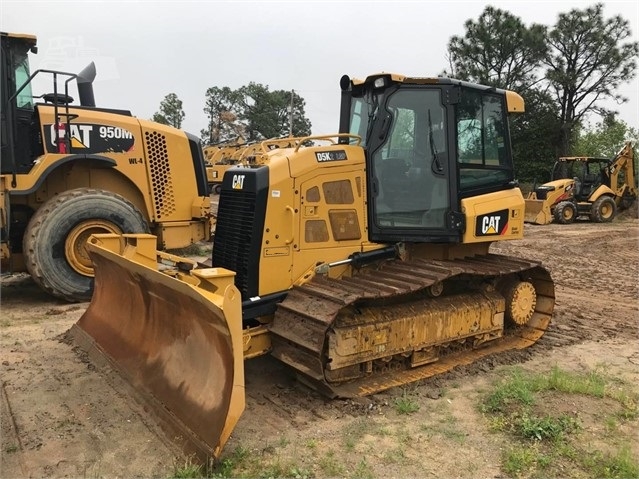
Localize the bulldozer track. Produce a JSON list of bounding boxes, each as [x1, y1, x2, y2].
[[269, 254, 555, 398]]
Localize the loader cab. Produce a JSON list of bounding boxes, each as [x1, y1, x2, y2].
[[1, 32, 39, 174], [1, 32, 98, 177], [340, 73, 518, 243]]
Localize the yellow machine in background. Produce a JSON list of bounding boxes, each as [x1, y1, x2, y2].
[[205, 137, 299, 194], [524, 142, 636, 224], [0, 32, 211, 301], [205, 139, 248, 194], [73, 73, 555, 460]]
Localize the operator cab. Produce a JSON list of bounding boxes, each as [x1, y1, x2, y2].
[[551, 157, 611, 201], [1, 32, 98, 176], [339, 73, 520, 243], [1, 32, 39, 174]]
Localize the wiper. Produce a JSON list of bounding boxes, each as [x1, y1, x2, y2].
[[428, 109, 444, 174], [365, 90, 379, 141]]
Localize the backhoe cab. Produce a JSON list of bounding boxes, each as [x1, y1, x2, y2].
[[524, 142, 636, 225]]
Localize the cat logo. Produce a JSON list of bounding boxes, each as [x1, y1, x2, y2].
[[232, 174, 245, 190], [482, 216, 501, 234], [475, 209, 509, 236], [50, 123, 93, 148], [45, 123, 135, 153]]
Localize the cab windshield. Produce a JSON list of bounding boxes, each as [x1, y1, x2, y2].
[[13, 47, 34, 110], [369, 88, 450, 230]]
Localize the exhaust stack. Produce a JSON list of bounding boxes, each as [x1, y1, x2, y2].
[[77, 61, 96, 107]]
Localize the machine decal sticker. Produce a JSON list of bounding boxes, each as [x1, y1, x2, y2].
[[475, 209, 509, 236], [45, 123, 135, 153], [315, 150, 347, 162], [232, 174, 246, 190]]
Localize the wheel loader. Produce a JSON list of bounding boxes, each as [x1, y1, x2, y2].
[[524, 142, 636, 225], [0, 32, 211, 301], [71, 73, 555, 461]]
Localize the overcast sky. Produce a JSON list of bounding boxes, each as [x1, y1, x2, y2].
[[2, 0, 637, 138]]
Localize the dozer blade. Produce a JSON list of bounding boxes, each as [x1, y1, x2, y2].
[[70, 234, 244, 461], [524, 198, 552, 224]]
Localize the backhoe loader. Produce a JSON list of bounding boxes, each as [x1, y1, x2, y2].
[[524, 142, 636, 224], [1, 32, 211, 301], [72, 73, 555, 460]]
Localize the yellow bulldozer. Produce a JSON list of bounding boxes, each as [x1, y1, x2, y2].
[[524, 142, 636, 225], [72, 73, 555, 460], [0, 32, 211, 301]]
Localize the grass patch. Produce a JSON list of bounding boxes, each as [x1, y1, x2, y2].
[[172, 456, 204, 478], [393, 390, 420, 415], [502, 444, 539, 477], [516, 412, 579, 441], [480, 369, 535, 413], [210, 444, 313, 479], [436, 415, 467, 444], [481, 365, 639, 478], [318, 450, 345, 476], [382, 445, 408, 465], [421, 413, 467, 444], [350, 458, 374, 479], [342, 417, 371, 449], [582, 446, 639, 479]]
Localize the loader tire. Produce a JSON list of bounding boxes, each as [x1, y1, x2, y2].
[[590, 196, 616, 223], [23, 188, 149, 302], [554, 201, 576, 224]]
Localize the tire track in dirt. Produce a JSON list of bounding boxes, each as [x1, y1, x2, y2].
[[0, 274, 181, 478], [492, 220, 639, 353], [227, 220, 639, 427], [1, 219, 637, 477]]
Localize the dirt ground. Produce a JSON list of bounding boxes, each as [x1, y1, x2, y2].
[[1, 215, 638, 478]]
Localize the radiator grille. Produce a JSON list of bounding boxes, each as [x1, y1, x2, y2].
[[212, 189, 257, 298], [145, 131, 175, 218]]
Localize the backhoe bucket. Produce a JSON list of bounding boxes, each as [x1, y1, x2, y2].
[[524, 198, 552, 225], [71, 234, 244, 461]]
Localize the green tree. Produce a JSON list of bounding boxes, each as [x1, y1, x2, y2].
[[151, 93, 185, 129], [238, 83, 311, 141], [444, 6, 559, 181], [445, 6, 547, 90], [573, 114, 638, 157], [511, 89, 563, 183], [544, 3, 639, 155], [201, 86, 243, 145], [201, 85, 312, 144]]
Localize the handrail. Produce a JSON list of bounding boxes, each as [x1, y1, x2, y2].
[[294, 134, 362, 153], [6, 68, 78, 187], [284, 205, 295, 245]]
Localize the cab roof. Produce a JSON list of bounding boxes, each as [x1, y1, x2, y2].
[[1, 32, 37, 43], [349, 72, 524, 113]]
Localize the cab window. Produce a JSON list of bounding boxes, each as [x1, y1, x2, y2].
[[14, 53, 34, 110], [371, 89, 449, 229], [457, 91, 512, 192]]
